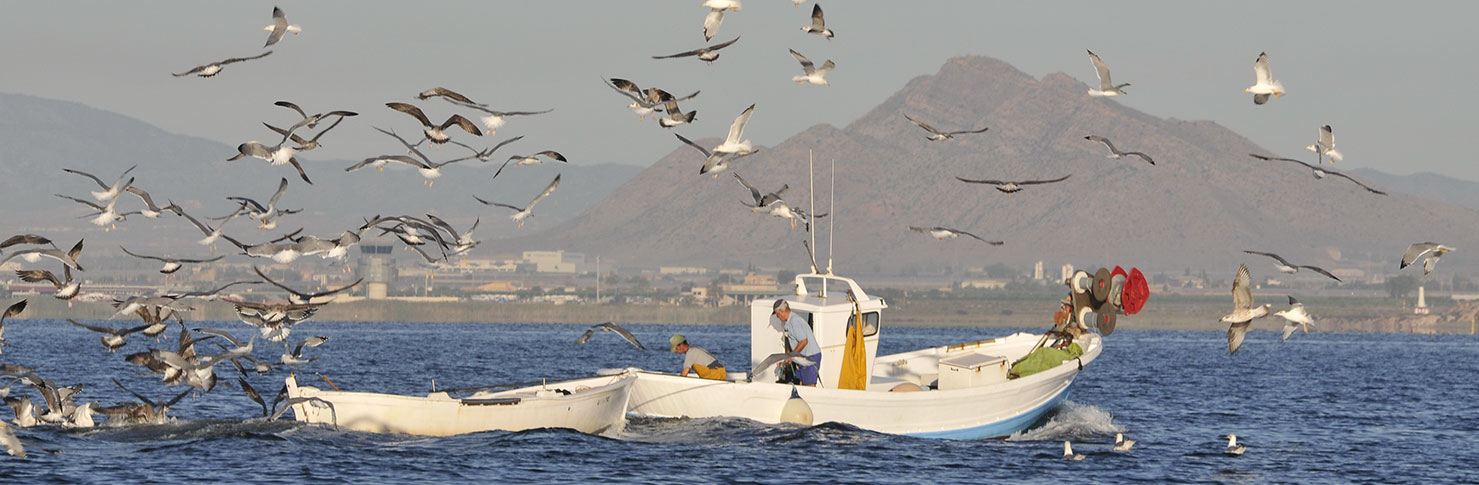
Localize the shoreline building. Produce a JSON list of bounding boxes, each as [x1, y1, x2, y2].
[[358, 243, 397, 299]]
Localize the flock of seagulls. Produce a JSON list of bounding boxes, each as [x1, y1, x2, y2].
[[0, 2, 1455, 462]]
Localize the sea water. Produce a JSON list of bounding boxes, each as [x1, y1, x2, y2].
[[1, 321, 1475, 483]]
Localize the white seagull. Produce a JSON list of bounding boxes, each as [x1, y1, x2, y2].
[[1113, 433, 1136, 451], [1400, 243, 1454, 276], [677, 133, 760, 177], [909, 226, 1003, 245], [63, 166, 137, 203], [262, 6, 301, 47], [1086, 50, 1129, 97], [713, 104, 756, 155], [904, 114, 988, 141], [495, 151, 568, 179], [789, 49, 834, 86], [652, 36, 741, 64], [1241, 250, 1342, 282], [1247, 154, 1386, 195], [474, 174, 561, 228], [1225, 435, 1246, 455], [1084, 136, 1155, 165], [1063, 441, 1085, 460], [955, 175, 1072, 194], [575, 322, 646, 350], [1305, 125, 1343, 164], [16, 267, 80, 301], [120, 247, 223, 274], [1245, 52, 1285, 105], [700, 0, 742, 41], [800, 4, 833, 39], [1275, 296, 1315, 342], [172, 51, 273, 78], [1222, 264, 1271, 355]]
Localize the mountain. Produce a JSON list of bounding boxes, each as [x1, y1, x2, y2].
[[509, 56, 1479, 276], [1347, 168, 1479, 212], [0, 92, 642, 256]]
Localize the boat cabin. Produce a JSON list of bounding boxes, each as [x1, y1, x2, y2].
[[749, 273, 887, 389]]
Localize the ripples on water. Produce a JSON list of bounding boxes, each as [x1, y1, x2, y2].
[[1, 321, 1476, 483]]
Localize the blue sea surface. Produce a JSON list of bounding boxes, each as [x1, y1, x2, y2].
[[1, 320, 1476, 484]]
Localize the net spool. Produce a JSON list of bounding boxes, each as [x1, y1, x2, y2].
[[1094, 307, 1119, 335], [1070, 270, 1092, 295], [1109, 266, 1129, 307], [1091, 268, 1112, 303], [1121, 268, 1150, 315]]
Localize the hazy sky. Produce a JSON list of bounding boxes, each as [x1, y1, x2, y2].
[[2, 1, 1476, 179]]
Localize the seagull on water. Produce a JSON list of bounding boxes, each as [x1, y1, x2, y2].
[[1225, 435, 1246, 455], [1084, 136, 1155, 165], [1063, 441, 1085, 460], [16, 267, 79, 301], [800, 4, 833, 39], [63, 166, 137, 203], [1305, 125, 1343, 164], [1113, 433, 1136, 451], [1242, 250, 1341, 282], [1085, 50, 1129, 97], [1247, 154, 1386, 195], [173, 51, 273, 78], [1245, 52, 1285, 105], [1222, 264, 1271, 355], [474, 174, 561, 228], [909, 226, 1003, 245], [955, 175, 1072, 194], [495, 151, 568, 179], [700, 0, 742, 41], [652, 36, 741, 64], [575, 322, 645, 350], [1275, 296, 1315, 342], [904, 114, 988, 141], [1401, 242, 1454, 276], [789, 49, 834, 86], [385, 102, 482, 145]]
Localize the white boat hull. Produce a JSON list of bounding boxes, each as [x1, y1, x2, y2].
[[628, 333, 1099, 439], [285, 372, 636, 436]]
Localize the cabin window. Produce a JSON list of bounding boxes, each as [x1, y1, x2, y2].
[[848, 311, 880, 337]]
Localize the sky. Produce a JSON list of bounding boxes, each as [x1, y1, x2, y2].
[[1, 1, 1476, 180]]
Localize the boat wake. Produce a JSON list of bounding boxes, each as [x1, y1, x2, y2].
[[1006, 401, 1123, 442]]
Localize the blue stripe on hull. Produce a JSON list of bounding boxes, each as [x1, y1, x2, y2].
[[906, 384, 1074, 440]]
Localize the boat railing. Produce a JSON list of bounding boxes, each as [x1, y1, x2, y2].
[[793, 273, 872, 301]]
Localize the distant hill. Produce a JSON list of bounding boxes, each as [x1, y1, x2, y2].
[[0, 92, 641, 257], [1347, 168, 1479, 211], [506, 56, 1479, 277]]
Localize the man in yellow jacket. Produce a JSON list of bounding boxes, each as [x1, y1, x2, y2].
[[670, 334, 727, 380]]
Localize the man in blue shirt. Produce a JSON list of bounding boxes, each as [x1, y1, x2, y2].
[[772, 299, 821, 386]]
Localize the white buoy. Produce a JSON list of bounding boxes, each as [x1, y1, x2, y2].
[[779, 387, 814, 425]]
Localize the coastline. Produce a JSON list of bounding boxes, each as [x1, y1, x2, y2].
[[10, 295, 1474, 334]]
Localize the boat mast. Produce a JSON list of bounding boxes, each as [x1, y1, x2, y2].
[[809, 149, 825, 298], [826, 157, 835, 276]]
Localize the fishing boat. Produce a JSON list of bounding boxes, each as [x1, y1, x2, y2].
[[283, 371, 637, 436], [627, 268, 1146, 439]]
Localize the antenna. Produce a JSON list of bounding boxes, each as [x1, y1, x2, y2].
[[808, 149, 816, 275], [826, 157, 835, 276]]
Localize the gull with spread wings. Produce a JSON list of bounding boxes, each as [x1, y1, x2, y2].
[[474, 174, 561, 228], [955, 175, 1072, 193]]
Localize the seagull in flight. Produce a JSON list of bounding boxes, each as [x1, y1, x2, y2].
[[1085, 50, 1129, 97], [63, 166, 137, 203], [385, 102, 482, 144], [652, 36, 741, 64], [495, 150, 568, 179], [445, 100, 554, 136], [713, 104, 756, 155], [1275, 296, 1315, 342], [120, 247, 224, 274], [800, 4, 833, 39], [474, 174, 560, 228], [262, 6, 301, 47], [227, 123, 313, 184], [16, 266, 80, 301], [903, 114, 988, 141], [1401, 242, 1454, 276], [1247, 154, 1385, 195], [1245, 52, 1285, 105], [575, 322, 645, 350], [272, 100, 357, 133], [677, 133, 760, 177], [700, 0, 742, 41], [1241, 250, 1341, 282], [909, 226, 1003, 245], [0, 239, 85, 271], [603, 77, 700, 120], [955, 175, 1071, 193], [0, 300, 27, 351], [749, 352, 815, 381], [1305, 125, 1343, 164], [173, 51, 273, 78], [1222, 264, 1271, 355], [734, 172, 787, 209], [1084, 136, 1154, 165], [789, 49, 834, 86]]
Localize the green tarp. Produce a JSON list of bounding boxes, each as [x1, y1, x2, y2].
[[1009, 342, 1084, 379]]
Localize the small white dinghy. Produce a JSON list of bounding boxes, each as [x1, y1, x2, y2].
[[284, 372, 636, 436]]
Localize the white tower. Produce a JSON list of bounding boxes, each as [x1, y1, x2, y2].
[[1415, 286, 1430, 315], [1034, 261, 1044, 281]]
